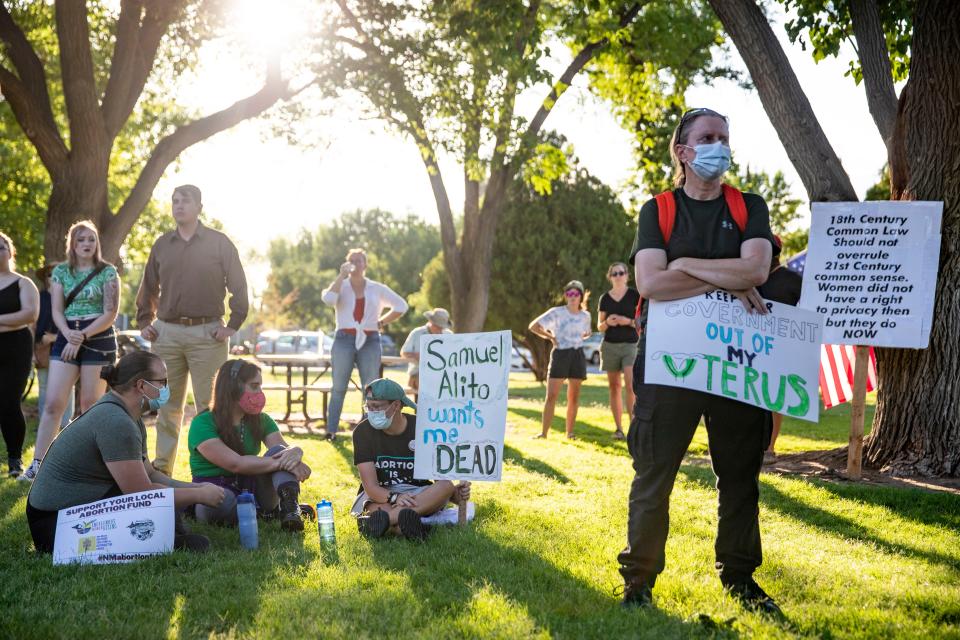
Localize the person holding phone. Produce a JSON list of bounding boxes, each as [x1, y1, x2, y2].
[[321, 248, 408, 440]]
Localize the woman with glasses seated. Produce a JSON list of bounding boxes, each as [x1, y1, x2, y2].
[[597, 262, 641, 440], [26, 351, 225, 553], [187, 359, 312, 532], [528, 280, 593, 440]]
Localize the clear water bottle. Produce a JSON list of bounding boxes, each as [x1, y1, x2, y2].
[[237, 491, 258, 550], [317, 500, 336, 551]]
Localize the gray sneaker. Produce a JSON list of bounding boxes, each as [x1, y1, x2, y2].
[[7, 458, 22, 478], [17, 459, 39, 483]]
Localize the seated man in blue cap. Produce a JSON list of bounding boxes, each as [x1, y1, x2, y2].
[[351, 378, 470, 540]]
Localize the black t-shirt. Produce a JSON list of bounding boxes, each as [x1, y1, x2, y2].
[[758, 265, 802, 306], [629, 188, 777, 343], [598, 288, 641, 343], [352, 413, 431, 490]]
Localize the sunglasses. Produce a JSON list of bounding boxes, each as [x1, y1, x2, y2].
[[609, 270, 627, 277], [676, 107, 728, 143], [564, 290, 582, 298]]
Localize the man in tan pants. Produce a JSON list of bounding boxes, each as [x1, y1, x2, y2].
[[136, 185, 248, 475]]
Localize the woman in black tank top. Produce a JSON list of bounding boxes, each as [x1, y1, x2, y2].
[[0, 231, 40, 477]]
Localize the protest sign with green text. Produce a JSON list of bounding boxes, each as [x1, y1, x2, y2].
[[644, 294, 822, 422]]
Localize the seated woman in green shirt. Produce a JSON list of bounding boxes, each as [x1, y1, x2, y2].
[[188, 360, 312, 531], [26, 351, 225, 553]]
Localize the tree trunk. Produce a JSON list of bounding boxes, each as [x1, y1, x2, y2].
[[707, 0, 858, 202], [44, 161, 111, 262], [865, 0, 960, 476], [518, 332, 551, 382]]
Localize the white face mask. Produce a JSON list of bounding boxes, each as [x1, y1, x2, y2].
[[367, 404, 396, 430]]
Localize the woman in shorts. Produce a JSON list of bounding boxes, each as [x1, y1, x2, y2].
[[529, 280, 592, 439], [21, 221, 119, 482], [597, 262, 641, 440]]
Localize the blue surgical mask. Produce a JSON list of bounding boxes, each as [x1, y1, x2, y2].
[[684, 141, 731, 181], [367, 410, 391, 430], [143, 381, 170, 411]]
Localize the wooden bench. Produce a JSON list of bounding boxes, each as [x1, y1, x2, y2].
[[262, 383, 333, 424]]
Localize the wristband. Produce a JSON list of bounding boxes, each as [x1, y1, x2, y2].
[[388, 492, 399, 505]]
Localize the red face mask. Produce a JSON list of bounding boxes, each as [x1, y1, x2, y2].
[[238, 391, 266, 415]]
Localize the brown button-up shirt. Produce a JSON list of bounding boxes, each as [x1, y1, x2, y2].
[[135, 223, 248, 330]]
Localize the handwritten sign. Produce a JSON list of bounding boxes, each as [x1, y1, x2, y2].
[[53, 489, 175, 565], [414, 330, 510, 481], [645, 293, 822, 422], [800, 201, 942, 348]]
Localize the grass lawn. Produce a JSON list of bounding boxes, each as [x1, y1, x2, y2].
[[2, 367, 959, 639]]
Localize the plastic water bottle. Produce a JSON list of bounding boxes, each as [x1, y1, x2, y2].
[[317, 500, 336, 552], [237, 491, 258, 550]]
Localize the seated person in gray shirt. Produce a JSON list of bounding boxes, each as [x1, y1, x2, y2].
[[25, 351, 225, 553]]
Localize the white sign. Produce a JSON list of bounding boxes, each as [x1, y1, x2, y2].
[[414, 330, 510, 481], [645, 293, 822, 422], [800, 201, 943, 348], [53, 489, 175, 565]]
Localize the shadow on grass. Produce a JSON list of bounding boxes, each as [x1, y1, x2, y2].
[[509, 406, 628, 455], [0, 480, 311, 638], [502, 443, 571, 485], [356, 498, 735, 639], [677, 464, 960, 573]]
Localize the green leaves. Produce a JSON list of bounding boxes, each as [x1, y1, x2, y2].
[[781, 0, 912, 83]]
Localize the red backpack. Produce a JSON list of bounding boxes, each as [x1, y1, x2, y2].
[[635, 185, 748, 322]]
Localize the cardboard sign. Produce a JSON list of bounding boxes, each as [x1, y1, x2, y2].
[[644, 293, 822, 422], [414, 330, 510, 481], [800, 201, 943, 348], [53, 489, 175, 565]]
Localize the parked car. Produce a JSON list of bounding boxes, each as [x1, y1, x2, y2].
[[581, 332, 602, 366], [380, 334, 399, 356], [254, 330, 326, 357], [318, 332, 399, 358], [116, 330, 151, 356], [511, 344, 533, 371]]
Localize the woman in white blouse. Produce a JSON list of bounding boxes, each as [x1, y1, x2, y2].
[[321, 249, 408, 439]]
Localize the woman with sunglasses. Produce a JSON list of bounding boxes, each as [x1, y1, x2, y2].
[[26, 351, 224, 553], [618, 107, 781, 614], [597, 262, 641, 440], [187, 360, 312, 531], [529, 280, 593, 440]]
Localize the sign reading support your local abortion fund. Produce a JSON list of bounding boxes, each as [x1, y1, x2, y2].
[[53, 488, 175, 565], [414, 330, 510, 482], [645, 293, 822, 422], [800, 201, 942, 348]]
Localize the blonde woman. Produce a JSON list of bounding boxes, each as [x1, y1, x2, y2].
[[0, 232, 39, 477], [20, 221, 120, 482], [597, 262, 641, 440]]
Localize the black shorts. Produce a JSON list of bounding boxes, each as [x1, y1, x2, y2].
[[52, 317, 117, 365], [548, 348, 587, 380]]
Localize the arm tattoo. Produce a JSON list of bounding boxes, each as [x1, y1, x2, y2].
[[103, 277, 120, 313]]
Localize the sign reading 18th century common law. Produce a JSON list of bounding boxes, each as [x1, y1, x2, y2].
[[414, 330, 510, 482], [800, 201, 942, 348], [53, 488, 175, 565], [644, 294, 822, 422]]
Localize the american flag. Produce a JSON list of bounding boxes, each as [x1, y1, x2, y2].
[[785, 251, 806, 275], [785, 251, 878, 409], [819, 345, 878, 409]]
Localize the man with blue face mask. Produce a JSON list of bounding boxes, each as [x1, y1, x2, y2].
[[619, 108, 782, 615], [350, 378, 470, 541]]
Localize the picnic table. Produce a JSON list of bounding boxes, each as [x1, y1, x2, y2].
[[255, 353, 407, 424]]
